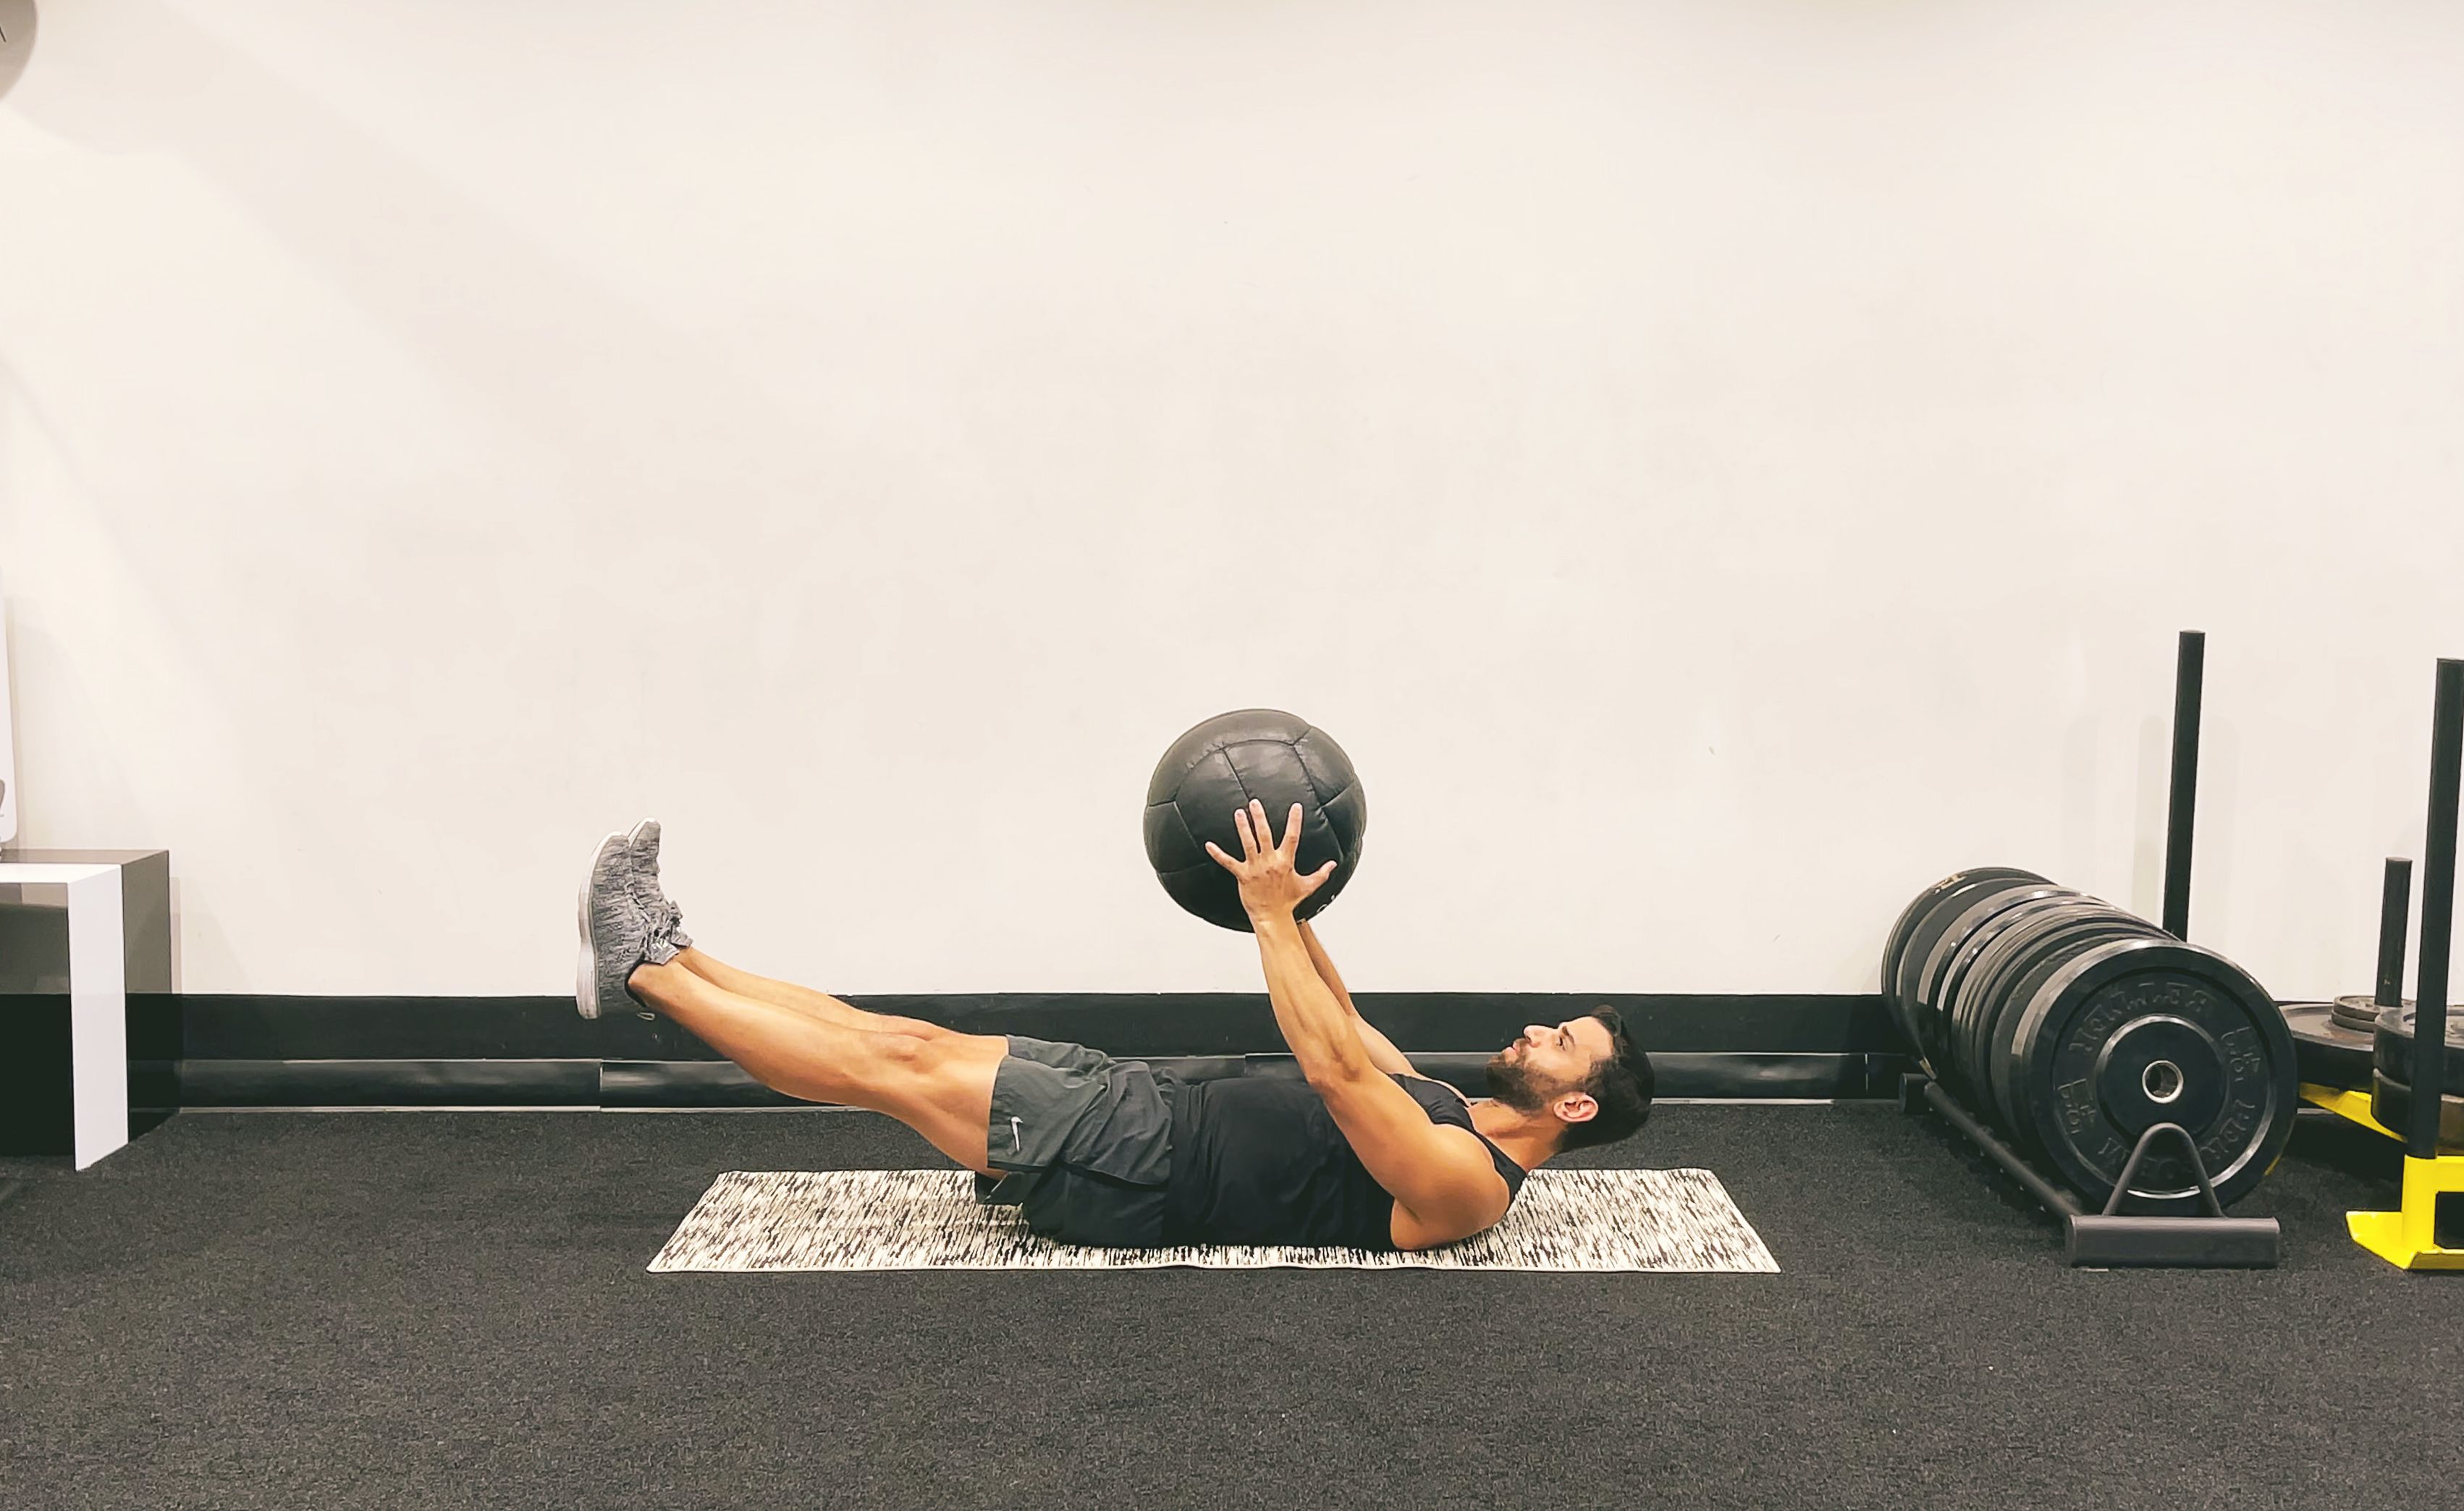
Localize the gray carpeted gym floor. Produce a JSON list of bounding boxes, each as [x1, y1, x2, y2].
[[1, 1103, 2452, 1510]]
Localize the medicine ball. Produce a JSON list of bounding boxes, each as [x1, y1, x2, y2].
[[0, 2, 33, 106], [1143, 709, 1367, 932]]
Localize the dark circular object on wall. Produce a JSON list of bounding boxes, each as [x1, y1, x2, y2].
[[2004, 936, 2297, 1212], [1142, 709, 1367, 933], [2279, 1002, 2375, 1093], [2371, 1003, 2464, 1099]]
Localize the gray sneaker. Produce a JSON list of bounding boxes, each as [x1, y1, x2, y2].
[[575, 830, 679, 1020], [624, 818, 693, 955]]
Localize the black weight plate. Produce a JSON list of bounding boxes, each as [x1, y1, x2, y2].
[[2368, 1070, 2464, 1152], [1881, 877, 1970, 1059], [1881, 866, 2049, 997], [2008, 938, 2296, 1212], [2279, 1002, 2376, 1092], [2331, 994, 2392, 1034], [1881, 868, 2049, 1058], [1928, 892, 2086, 1088], [2371, 1003, 2464, 1099], [1881, 871, 1980, 1021], [1940, 897, 2122, 1108], [1977, 912, 2169, 1143], [1962, 905, 2156, 1120], [1980, 911, 2168, 1133], [1887, 869, 2049, 1064], [1907, 879, 2072, 1078], [1943, 900, 2114, 1109]]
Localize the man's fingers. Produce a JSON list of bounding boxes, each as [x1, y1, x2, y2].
[[1281, 803, 1306, 858], [1204, 840, 1239, 873], [1254, 799, 1292, 859], [1232, 806, 1259, 860]]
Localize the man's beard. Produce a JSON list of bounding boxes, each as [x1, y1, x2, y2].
[[1483, 1049, 1555, 1114]]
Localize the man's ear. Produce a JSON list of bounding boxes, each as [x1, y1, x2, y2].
[[1553, 1091, 1600, 1126]]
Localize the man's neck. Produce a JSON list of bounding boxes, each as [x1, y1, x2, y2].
[[1467, 1098, 1556, 1172]]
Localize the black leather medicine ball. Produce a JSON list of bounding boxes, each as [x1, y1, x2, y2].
[[1142, 709, 1367, 932]]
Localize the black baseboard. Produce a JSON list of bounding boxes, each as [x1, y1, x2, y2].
[[172, 991, 1896, 1057], [173, 1051, 1910, 1107], [5, 991, 1910, 1124]]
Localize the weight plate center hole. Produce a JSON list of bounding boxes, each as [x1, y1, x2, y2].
[[2142, 1058, 2185, 1104]]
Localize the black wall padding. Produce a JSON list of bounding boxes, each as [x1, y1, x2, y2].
[[22, 993, 1910, 1109], [180, 1059, 599, 1106], [1364, 1051, 1913, 1099], [176, 992, 1898, 1059], [109, 1051, 1914, 1112], [509, 1051, 1907, 1111], [599, 1059, 797, 1108], [182, 996, 598, 1058]]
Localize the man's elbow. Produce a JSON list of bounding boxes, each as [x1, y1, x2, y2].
[[1302, 1049, 1376, 1091]]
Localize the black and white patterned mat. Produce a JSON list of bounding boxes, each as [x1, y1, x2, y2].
[[649, 1169, 1779, 1273]]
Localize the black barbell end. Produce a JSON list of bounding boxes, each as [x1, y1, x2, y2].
[[2162, 630, 2206, 941]]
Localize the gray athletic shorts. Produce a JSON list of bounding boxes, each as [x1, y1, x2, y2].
[[972, 1036, 1176, 1248]]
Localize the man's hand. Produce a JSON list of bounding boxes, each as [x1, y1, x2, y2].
[[1204, 800, 1338, 923]]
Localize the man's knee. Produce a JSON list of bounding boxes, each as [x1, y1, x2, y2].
[[878, 1030, 1005, 1074], [874, 1033, 936, 1069]]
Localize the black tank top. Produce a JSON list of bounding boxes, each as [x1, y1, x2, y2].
[[1163, 1073, 1527, 1250]]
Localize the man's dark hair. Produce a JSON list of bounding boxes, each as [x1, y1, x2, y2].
[[1556, 1007, 1654, 1154]]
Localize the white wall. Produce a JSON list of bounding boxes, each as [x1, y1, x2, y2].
[[1, 0, 2460, 998]]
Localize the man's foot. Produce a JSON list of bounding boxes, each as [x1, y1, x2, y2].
[[625, 819, 694, 955], [575, 830, 680, 1020]]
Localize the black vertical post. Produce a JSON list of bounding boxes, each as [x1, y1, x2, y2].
[[2376, 858, 2413, 1007], [2163, 631, 2206, 940], [2409, 659, 2461, 1160]]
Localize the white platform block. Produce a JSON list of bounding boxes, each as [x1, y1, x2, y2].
[[1, 861, 132, 1170]]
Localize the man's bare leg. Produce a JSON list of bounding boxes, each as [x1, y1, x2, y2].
[[627, 959, 1008, 1177], [670, 947, 979, 1045]]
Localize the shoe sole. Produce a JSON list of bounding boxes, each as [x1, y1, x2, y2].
[[575, 830, 628, 1020]]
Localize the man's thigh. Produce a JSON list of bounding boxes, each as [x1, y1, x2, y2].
[[870, 1033, 1008, 1177], [890, 1036, 1136, 1185]]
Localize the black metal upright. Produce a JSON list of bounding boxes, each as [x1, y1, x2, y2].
[[2163, 630, 2206, 940], [2377, 857, 2414, 1007], [2409, 659, 2461, 1159]]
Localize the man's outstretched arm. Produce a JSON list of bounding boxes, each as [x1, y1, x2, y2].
[[1250, 913, 1377, 1085], [1201, 800, 1380, 1084], [1210, 800, 1509, 1242], [1297, 920, 1417, 1079]]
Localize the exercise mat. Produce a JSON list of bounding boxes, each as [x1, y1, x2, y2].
[[649, 1168, 1780, 1273]]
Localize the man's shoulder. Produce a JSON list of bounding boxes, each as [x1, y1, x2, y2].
[[1392, 1072, 1475, 1108]]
